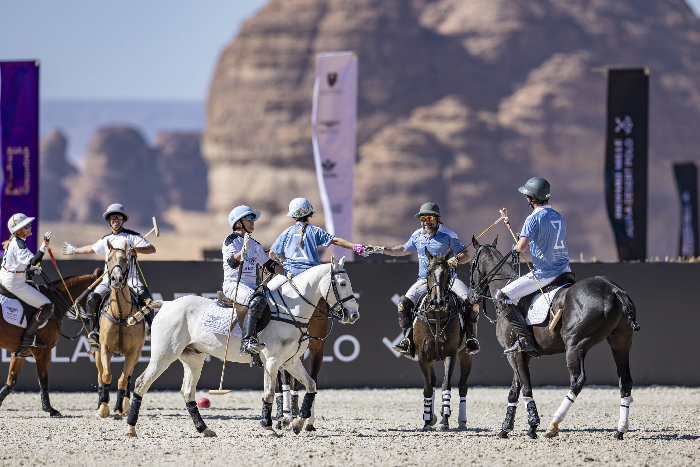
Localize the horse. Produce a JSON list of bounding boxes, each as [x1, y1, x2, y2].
[[412, 248, 472, 431], [125, 255, 359, 438], [468, 237, 639, 439], [0, 268, 100, 416], [94, 239, 160, 420]]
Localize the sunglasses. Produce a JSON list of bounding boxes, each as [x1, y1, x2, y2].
[[108, 215, 124, 221], [420, 216, 437, 222], [242, 214, 256, 221]]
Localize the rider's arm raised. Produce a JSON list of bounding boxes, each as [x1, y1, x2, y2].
[[384, 245, 411, 256]]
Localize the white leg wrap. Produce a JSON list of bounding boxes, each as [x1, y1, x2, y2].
[[432, 388, 437, 407], [523, 396, 534, 406], [553, 390, 576, 422], [442, 390, 451, 416], [282, 385, 291, 416], [424, 397, 433, 421], [617, 396, 633, 433], [458, 396, 467, 424], [308, 400, 316, 425], [508, 402, 518, 407]]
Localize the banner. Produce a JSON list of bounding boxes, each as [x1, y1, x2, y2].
[[673, 163, 699, 259], [312, 52, 357, 260], [604, 69, 649, 261], [0, 61, 40, 252]]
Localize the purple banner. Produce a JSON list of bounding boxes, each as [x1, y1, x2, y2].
[[0, 61, 40, 252]]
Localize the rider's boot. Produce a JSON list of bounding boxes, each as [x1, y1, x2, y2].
[[14, 304, 53, 356], [240, 293, 266, 355], [86, 292, 102, 352], [137, 289, 155, 340], [464, 303, 481, 355], [502, 304, 536, 354], [391, 296, 415, 359]]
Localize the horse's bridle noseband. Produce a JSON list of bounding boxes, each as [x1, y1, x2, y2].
[[468, 244, 518, 311], [107, 246, 132, 291], [287, 267, 356, 322]]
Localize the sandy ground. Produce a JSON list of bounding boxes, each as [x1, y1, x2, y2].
[[0, 387, 697, 466]]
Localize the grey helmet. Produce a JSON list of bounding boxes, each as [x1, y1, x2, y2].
[[415, 202, 441, 218], [518, 177, 550, 202], [103, 203, 129, 222]]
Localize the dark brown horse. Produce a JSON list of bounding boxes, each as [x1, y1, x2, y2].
[[469, 237, 639, 439], [413, 248, 472, 431], [0, 268, 100, 416]]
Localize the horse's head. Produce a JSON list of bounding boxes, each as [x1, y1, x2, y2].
[[469, 235, 516, 302], [106, 239, 130, 290], [425, 247, 451, 311], [323, 255, 359, 324]]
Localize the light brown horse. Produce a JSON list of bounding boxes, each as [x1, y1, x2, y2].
[[0, 269, 100, 416], [95, 240, 158, 419]]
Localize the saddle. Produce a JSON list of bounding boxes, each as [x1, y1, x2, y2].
[[216, 290, 271, 334], [520, 272, 576, 323]]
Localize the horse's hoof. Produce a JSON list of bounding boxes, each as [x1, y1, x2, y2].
[[263, 427, 279, 438], [274, 419, 282, 430], [527, 428, 538, 439], [543, 429, 559, 438], [282, 416, 292, 428], [497, 430, 510, 439], [98, 403, 109, 418], [304, 424, 316, 432], [436, 424, 449, 432], [113, 411, 123, 420], [429, 413, 437, 426], [613, 431, 624, 440], [125, 426, 137, 438], [422, 424, 433, 432], [458, 421, 467, 431], [292, 419, 304, 435], [202, 428, 217, 437], [49, 409, 62, 417]]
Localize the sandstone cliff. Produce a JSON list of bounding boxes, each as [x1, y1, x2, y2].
[[40, 129, 77, 221]]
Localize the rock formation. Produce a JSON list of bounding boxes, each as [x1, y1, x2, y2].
[[154, 132, 208, 212], [40, 129, 77, 220], [200, 0, 700, 259]]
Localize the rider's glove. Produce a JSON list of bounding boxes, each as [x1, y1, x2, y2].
[[29, 265, 42, 275], [352, 244, 368, 256], [61, 242, 76, 255], [43, 231, 52, 244], [512, 245, 520, 257], [447, 256, 459, 269], [129, 247, 138, 260], [364, 245, 385, 255]]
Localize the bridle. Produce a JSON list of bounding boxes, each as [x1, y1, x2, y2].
[[468, 244, 518, 311], [417, 256, 460, 359], [107, 246, 131, 291], [286, 266, 356, 322]]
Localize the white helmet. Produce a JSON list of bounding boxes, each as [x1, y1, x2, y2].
[[287, 198, 313, 218], [7, 213, 34, 234], [228, 205, 261, 229], [103, 203, 129, 222]]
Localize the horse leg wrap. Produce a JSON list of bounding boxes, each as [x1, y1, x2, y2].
[[553, 390, 576, 423], [126, 393, 142, 427], [442, 390, 451, 416], [282, 384, 291, 418], [40, 386, 51, 411], [0, 385, 11, 406], [424, 397, 433, 421], [617, 396, 633, 433], [97, 386, 104, 410], [114, 389, 126, 413], [275, 394, 283, 420], [502, 405, 517, 432], [100, 384, 110, 405], [525, 399, 540, 428], [261, 400, 273, 428], [186, 400, 208, 433], [458, 396, 467, 424], [291, 392, 299, 418], [299, 393, 316, 419]]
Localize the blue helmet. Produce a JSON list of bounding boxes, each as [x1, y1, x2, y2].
[[287, 198, 313, 218], [228, 205, 261, 229]]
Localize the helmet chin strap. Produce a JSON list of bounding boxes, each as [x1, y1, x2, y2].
[[527, 197, 537, 210]]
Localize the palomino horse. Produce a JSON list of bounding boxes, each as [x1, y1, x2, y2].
[[95, 240, 160, 419], [125, 256, 359, 438], [469, 237, 639, 439], [413, 248, 472, 431], [0, 269, 100, 416]]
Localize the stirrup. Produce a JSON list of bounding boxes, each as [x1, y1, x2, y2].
[[465, 337, 481, 355], [87, 331, 100, 351], [241, 339, 265, 355], [392, 337, 412, 359], [504, 337, 535, 354]]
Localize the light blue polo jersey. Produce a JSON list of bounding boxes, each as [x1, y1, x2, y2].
[[405, 225, 467, 280], [271, 222, 335, 276], [520, 205, 570, 279]]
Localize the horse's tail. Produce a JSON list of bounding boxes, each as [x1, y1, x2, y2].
[[612, 285, 640, 331]]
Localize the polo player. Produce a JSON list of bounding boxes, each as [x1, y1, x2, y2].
[[62, 203, 157, 351]]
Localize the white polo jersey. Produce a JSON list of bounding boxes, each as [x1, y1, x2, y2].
[[1, 236, 45, 272], [222, 233, 271, 289], [92, 229, 150, 281]]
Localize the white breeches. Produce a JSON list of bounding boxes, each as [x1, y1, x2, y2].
[[0, 271, 50, 308], [405, 277, 470, 304], [222, 281, 256, 306], [94, 275, 147, 298], [267, 275, 287, 291], [500, 267, 571, 303]]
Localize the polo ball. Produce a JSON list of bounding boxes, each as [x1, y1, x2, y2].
[[197, 397, 210, 408]]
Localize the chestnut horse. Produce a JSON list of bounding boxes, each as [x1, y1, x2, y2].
[[0, 269, 100, 416]]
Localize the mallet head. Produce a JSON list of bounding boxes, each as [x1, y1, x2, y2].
[[152, 217, 160, 237]]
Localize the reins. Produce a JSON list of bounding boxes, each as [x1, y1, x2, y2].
[[418, 257, 460, 360], [468, 245, 518, 324]]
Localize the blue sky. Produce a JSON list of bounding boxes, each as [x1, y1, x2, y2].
[[0, 0, 267, 101], [1, 0, 699, 101]]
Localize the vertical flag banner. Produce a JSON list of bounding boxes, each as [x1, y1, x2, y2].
[[604, 69, 649, 261], [672, 162, 699, 259], [312, 52, 357, 260], [0, 61, 40, 252]]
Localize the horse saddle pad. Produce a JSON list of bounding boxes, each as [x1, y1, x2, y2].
[[0, 294, 47, 330], [522, 273, 576, 325], [202, 292, 271, 336]]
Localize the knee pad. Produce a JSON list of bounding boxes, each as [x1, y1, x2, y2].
[[248, 293, 267, 319], [493, 289, 512, 314], [138, 289, 153, 307], [37, 303, 53, 322], [397, 296, 415, 328], [87, 293, 102, 314]]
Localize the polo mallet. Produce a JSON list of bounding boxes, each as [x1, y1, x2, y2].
[[498, 208, 561, 330], [132, 217, 160, 290], [210, 235, 248, 395], [464, 215, 506, 251]]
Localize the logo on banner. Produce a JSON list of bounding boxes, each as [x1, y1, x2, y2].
[[322, 159, 337, 178], [4, 147, 32, 196], [327, 72, 338, 87], [614, 115, 634, 135], [319, 119, 342, 134]]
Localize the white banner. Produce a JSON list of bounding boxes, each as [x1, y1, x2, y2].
[[312, 51, 357, 261]]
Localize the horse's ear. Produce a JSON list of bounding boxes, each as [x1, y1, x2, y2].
[[107, 239, 112, 251], [425, 247, 433, 260], [446, 247, 452, 259], [330, 253, 337, 269], [338, 256, 346, 269], [472, 235, 480, 249], [493, 235, 498, 247]]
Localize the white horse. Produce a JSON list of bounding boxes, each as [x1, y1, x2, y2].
[[125, 256, 359, 437]]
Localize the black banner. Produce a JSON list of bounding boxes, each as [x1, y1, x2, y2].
[[604, 69, 649, 261], [673, 163, 699, 259]]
